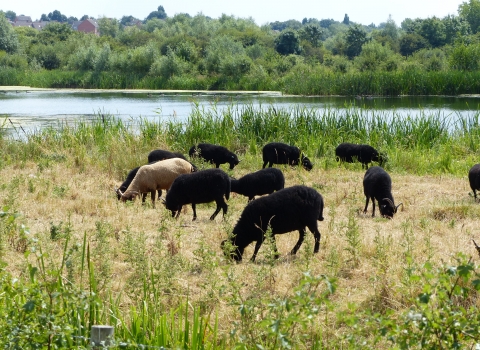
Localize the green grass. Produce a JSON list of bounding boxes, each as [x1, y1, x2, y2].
[[4, 67, 480, 95], [3, 105, 480, 348], [3, 103, 480, 177]]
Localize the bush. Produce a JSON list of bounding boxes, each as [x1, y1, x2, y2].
[[449, 43, 480, 71]]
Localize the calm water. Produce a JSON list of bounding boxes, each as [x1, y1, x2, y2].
[[2, 90, 480, 137]]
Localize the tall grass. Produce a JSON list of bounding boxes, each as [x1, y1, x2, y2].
[[3, 103, 480, 176], [4, 67, 480, 95]]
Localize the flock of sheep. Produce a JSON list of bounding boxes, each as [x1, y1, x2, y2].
[[114, 141, 479, 262]]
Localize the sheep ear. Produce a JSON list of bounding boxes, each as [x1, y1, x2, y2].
[[161, 198, 167, 206]]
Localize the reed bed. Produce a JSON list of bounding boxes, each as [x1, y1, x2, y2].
[[1, 106, 480, 348], [4, 68, 480, 95]]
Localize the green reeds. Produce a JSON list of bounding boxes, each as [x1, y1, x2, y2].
[[5, 103, 480, 176]]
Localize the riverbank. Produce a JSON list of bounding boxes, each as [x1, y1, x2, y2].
[[0, 85, 283, 96]]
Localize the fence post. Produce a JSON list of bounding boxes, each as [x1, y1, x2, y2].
[[90, 325, 114, 347]]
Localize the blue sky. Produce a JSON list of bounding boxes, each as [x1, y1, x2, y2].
[[5, 0, 466, 26]]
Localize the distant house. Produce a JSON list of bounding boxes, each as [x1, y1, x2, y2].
[[71, 21, 82, 31], [13, 15, 33, 27], [77, 19, 99, 35], [31, 21, 50, 30]]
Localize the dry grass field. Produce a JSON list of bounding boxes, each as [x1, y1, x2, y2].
[[1, 148, 479, 347]]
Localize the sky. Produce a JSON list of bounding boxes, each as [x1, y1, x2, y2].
[[5, 0, 466, 26]]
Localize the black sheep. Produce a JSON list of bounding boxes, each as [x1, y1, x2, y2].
[[262, 142, 313, 171], [116, 162, 161, 202], [231, 168, 285, 202], [164, 168, 231, 221], [189, 143, 240, 170], [469, 164, 480, 201], [147, 149, 187, 163], [363, 166, 401, 218], [222, 185, 324, 262], [335, 142, 384, 169]]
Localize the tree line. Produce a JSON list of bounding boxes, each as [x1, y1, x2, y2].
[[1, 2, 480, 94]]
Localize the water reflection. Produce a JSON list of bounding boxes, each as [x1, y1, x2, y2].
[[1, 91, 480, 137]]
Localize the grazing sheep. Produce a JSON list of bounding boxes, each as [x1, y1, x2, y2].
[[222, 185, 324, 262], [164, 168, 231, 221], [147, 149, 187, 163], [262, 142, 313, 171], [189, 143, 240, 169], [116, 162, 161, 202], [469, 164, 480, 201], [335, 142, 384, 169], [363, 166, 402, 218], [115, 158, 195, 208], [148, 149, 197, 171], [231, 168, 285, 202]]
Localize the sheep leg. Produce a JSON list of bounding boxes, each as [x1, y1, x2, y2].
[[157, 190, 162, 199], [142, 193, 148, 203], [250, 237, 265, 262], [215, 163, 220, 168], [372, 198, 376, 217], [290, 228, 306, 255], [262, 161, 267, 169], [363, 197, 370, 214], [474, 189, 478, 201], [309, 226, 321, 253], [192, 204, 197, 221], [150, 191, 156, 208], [210, 199, 226, 220]]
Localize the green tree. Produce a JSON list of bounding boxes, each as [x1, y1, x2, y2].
[[354, 41, 397, 71], [319, 19, 336, 28], [40, 14, 50, 21], [121, 15, 138, 26], [98, 17, 120, 38], [270, 20, 302, 31], [0, 13, 19, 53], [459, 0, 480, 33], [4, 11, 16, 21], [80, 15, 89, 21], [275, 29, 302, 55], [146, 5, 167, 21], [48, 10, 67, 22], [399, 33, 429, 56], [37, 22, 73, 44], [299, 23, 324, 47], [343, 14, 350, 25], [443, 15, 471, 44], [345, 24, 368, 58], [418, 17, 446, 48]]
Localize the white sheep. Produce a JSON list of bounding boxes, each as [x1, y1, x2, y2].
[[115, 158, 195, 208]]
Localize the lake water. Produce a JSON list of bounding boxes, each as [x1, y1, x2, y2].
[[2, 90, 480, 137]]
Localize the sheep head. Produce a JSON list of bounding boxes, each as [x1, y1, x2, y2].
[[301, 155, 313, 171], [380, 198, 397, 219], [118, 190, 139, 202]]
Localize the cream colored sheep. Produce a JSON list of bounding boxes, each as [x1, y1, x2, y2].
[[115, 158, 195, 208]]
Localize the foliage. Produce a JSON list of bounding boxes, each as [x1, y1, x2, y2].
[[275, 29, 302, 55], [374, 254, 480, 349], [400, 33, 429, 56], [98, 17, 120, 38], [459, 0, 480, 33], [345, 25, 369, 59], [0, 13, 19, 54], [146, 5, 167, 21]]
